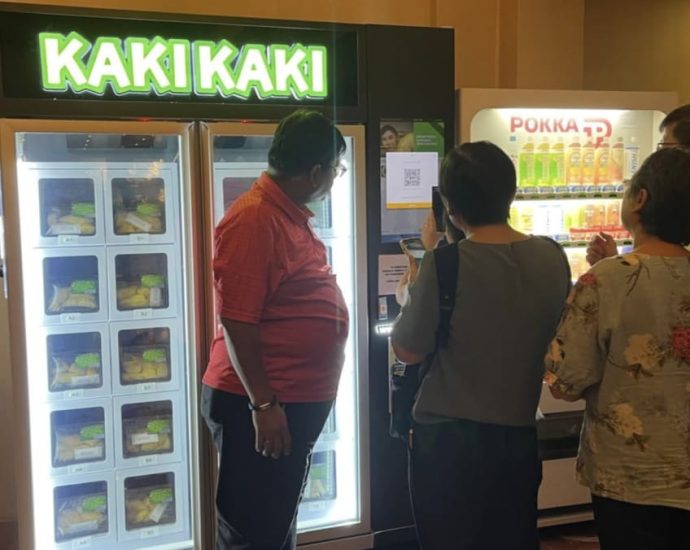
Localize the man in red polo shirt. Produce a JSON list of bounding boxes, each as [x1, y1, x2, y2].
[[201, 110, 349, 550]]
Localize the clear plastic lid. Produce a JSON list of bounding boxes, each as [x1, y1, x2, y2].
[[54, 481, 108, 542], [115, 253, 169, 310], [51, 408, 106, 467], [40, 178, 97, 237], [112, 178, 166, 235], [47, 332, 103, 392], [121, 401, 174, 458], [43, 256, 100, 315], [124, 473, 176, 530]]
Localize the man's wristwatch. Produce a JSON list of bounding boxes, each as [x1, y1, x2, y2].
[[248, 394, 278, 412]]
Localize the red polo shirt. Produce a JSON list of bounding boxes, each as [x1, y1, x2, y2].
[[203, 173, 350, 403]]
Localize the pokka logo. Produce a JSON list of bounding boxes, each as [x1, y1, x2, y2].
[[510, 116, 612, 144], [38, 32, 328, 100]]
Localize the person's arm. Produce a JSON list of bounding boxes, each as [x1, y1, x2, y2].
[[391, 250, 439, 364], [222, 319, 291, 459], [213, 206, 290, 459], [544, 271, 607, 400]]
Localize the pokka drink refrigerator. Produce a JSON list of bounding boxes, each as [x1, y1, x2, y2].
[[459, 87, 677, 524]]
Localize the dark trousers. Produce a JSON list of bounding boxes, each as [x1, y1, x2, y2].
[[592, 494, 690, 550], [409, 419, 541, 550], [201, 385, 333, 550]]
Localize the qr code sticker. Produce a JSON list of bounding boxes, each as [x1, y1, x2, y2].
[[403, 168, 421, 187]]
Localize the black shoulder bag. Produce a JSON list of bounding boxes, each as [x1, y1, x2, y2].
[[389, 243, 459, 440]]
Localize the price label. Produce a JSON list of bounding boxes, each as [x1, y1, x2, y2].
[[137, 383, 157, 394], [65, 389, 85, 400], [129, 233, 150, 244], [139, 455, 158, 467], [133, 309, 153, 320], [68, 464, 87, 475], [307, 501, 326, 512], [72, 536, 93, 548], [58, 235, 80, 244], [140, 527, 159, 539], [60, 312, 82, 323]]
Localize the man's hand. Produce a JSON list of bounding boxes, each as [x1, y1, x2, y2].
[[253, 405, 292, 459], [586, 232, 617, 266]]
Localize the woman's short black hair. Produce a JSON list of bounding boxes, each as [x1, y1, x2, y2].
[[439, 141, 516, 227], [268, 109, 346, 177], [628, 147, 690, 246]]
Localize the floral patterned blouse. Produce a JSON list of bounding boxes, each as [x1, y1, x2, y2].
[[545, 253, 690, 510]]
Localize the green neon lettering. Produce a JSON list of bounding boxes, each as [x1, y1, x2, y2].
[[270, 44, 308, 98], [126, 37, 172, 93], [169, 39, 193, 93], [38, 33, 328, 100], [234, 45, 274, 99], [39, 32, 89, 91], [84, 37, 131, 94], [307, 46, 328, 98], [194, 40, 238, 96]]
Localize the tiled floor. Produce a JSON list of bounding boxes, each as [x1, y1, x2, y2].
[[0, 520, 600, 549], [540, 522, 600, 549]]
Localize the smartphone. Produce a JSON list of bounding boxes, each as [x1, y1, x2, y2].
[[400, 237, 426, 260], [431, 186, 445, 232]]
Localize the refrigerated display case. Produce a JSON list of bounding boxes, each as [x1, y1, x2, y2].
[[202, 123, 369, 542], [0, 120, 201, 549], [459, 88, 677, 525]]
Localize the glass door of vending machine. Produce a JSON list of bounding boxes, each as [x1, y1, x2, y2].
[[0, 120, 203, 550], [200, 123, 370, 544]]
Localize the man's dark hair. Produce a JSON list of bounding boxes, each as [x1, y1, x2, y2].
[[439, 141, 516, 227], [659, 104, 690, 132], [268, 109, 346, 177], [628, 147, 690, 246]]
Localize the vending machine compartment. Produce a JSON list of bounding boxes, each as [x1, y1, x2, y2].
[[105, 166, 179, 244], [119, 328, 171, 385], [51, 407, 107, 468], [109, 246, 179, 320], [47, 332, 103, 392], [111, 320, 180, 395], [44, 257, 99, 313], [54, 480, 109, 543], [121, 400, 174, 459], [111, 177, 166, 236], [39, 178, 97, 237], [124, 472, 176, 531]]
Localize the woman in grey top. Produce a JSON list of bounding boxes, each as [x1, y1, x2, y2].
[[391, 142, 570, 550], [546, 147, 690, 550]]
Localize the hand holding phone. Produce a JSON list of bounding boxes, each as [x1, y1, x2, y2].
[[400, 237, 426, 260]]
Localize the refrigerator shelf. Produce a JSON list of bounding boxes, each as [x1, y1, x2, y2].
[[515, 189, 625, 201]]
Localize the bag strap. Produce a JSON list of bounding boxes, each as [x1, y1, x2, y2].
[[432, 243, 459, 348]]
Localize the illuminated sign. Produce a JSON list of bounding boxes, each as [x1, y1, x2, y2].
[[510, 116, 613, 140], [38, 32, 328, 99]]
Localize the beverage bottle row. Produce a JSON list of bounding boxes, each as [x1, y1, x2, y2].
[[517, 135, 640, 188], [510, 201, 624, 238]]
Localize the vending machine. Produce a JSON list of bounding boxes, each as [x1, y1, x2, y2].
[[0, 4, 456, 549], [459, 87, 677, 524]]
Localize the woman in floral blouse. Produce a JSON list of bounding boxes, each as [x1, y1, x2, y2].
[[545, 147, 690, 550]]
